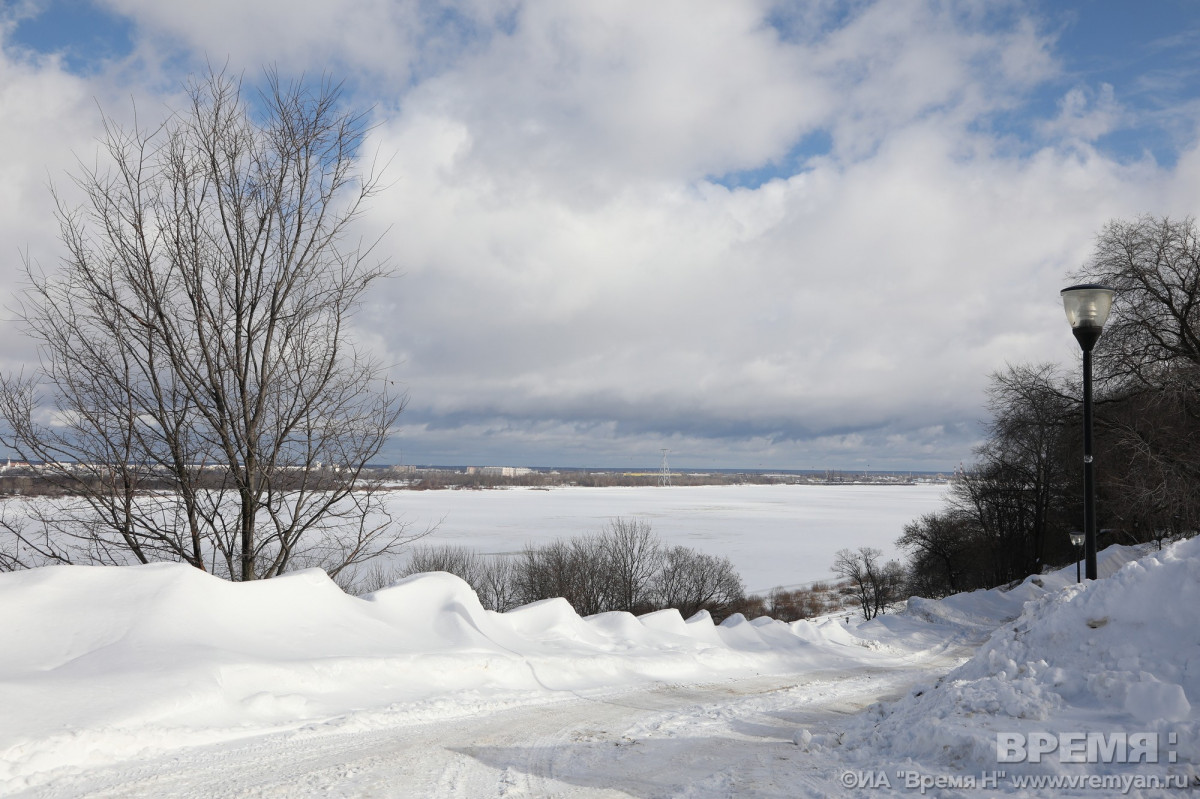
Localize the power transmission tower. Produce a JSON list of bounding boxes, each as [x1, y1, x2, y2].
[[659, 449, 671, 487]]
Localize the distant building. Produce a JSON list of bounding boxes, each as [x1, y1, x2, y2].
[[467, 466, 533, 478]]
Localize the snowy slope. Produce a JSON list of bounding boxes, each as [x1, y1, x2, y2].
[[0, 560, 941, 793], [823, 542, 1198, 794], [1, 540, 1194, 797]]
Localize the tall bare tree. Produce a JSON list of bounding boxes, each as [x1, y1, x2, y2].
[[1075, 215, 1200, 392], [0, 68, 410, 581], [1071, 215, 1200, 539], [960, 363, 1076, 579], [598, 518, 663, 615]]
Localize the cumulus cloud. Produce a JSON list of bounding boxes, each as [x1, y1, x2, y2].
[[0, 49, 102, 369], [2, 0, 1198, 468], [97, 0, 517, 86]]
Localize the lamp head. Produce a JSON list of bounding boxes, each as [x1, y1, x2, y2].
[[1069, 531, 1085, 547], [1061, 284, 1114, 352]]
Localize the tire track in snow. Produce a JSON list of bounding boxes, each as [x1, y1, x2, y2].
[[10, 647, 969, 799]]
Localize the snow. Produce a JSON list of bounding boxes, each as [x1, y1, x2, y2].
[[2, 531, 1198, 796], [0, 559, 919, 793], [829, 540, 1200, 789], [384, 483, 950, 592]]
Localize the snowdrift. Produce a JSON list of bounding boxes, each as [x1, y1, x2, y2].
[[0, 560, 913, 789], [5, 538, 1189, 794], [830, 541, 1199, 784]]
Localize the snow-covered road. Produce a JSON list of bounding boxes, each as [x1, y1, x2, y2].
[[19, 658, 966, 798]]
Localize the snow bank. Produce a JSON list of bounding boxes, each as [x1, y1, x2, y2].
[[0, 561, 914, 791], [830, 541, 1199, 785], [9, 539, 1179, 795]]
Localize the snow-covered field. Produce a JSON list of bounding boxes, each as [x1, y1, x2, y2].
[[3, 535, 1197, 797], [386, 483, 949, 592]]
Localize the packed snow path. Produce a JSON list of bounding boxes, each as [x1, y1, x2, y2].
[[15, 660, 967, 798]]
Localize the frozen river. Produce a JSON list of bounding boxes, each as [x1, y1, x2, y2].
[[385, 483, 950, 594]]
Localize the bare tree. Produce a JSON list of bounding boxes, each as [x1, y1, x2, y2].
[[598, 517, 663, 615], [896, 511, 977, 596], [0, 506, 61, 572], [833, 548, 874, 620], [514, 538, 607, 615], [655, 545, 744, 620], [875, 559, 906, 617], [953, 363, 1076, 582], [508, 521, 744, 619], [832, 547, 901, 620], [1070, 215, 1200, 542], [0, 68, 410, 581], [476, 555, 522, 612], [1074, 215, 1200, 392]]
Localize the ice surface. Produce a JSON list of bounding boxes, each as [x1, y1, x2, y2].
[[383, 483, 950, 592]]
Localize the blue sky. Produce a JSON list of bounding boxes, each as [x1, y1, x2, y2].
[[9, 1, 133, 72], [2, 0, 1200, 470]]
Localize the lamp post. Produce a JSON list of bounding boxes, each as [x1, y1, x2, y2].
[[1069, 531, 1085, 584], [1061, 284, 1115, 581]]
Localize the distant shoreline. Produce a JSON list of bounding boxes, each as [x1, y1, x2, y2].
[[0, 461, 954, 496], [371, 466, 953, 490]]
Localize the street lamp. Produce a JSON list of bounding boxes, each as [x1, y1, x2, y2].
[[1069, 530, 1085, 584], [1061, 283, 1115, 580]]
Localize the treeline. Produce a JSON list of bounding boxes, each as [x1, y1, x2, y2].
[[0, 466, 938, 497], [393, 469, 925, 491], [399, 470, 763, 490], [369, 518, 876, 623], [0, 467, 364, 498], [896, 215, 1200, 598], [379, 518, 748, 620]]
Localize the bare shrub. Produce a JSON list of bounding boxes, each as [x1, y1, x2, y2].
[[402, 545, 484, 585], [513, 537, 601, 615], [476, 555, 522, 612], [723, 593, 768, 621], [385, 545, 518, 612], [766, 585, 838, 621], [655, 545, 744, 620], [338, 561, 406, 595], [499, 519, 747, 620]]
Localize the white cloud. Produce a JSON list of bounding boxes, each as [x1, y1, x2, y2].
[[364, 56, 1176, 465], [0, 48, 104, 368], [2, 0, 1199, 468], [1039, 83, 1121, 143], [810, 0, 1058, 159]]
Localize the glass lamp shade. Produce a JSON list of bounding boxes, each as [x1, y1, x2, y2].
[[1069, 531, 1085, 547], [1061, 284, 1115, 329]]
